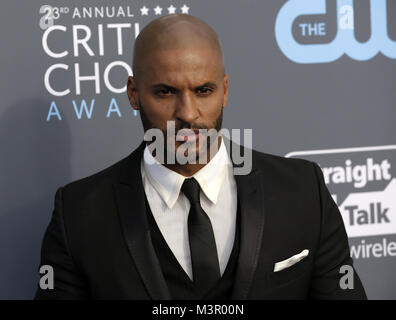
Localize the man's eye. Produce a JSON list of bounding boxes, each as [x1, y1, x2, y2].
[[196, 87, 212, 95], [156, 88, 174, 96]]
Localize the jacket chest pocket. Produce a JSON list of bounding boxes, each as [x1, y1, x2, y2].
[[268, 252, 312, 287]]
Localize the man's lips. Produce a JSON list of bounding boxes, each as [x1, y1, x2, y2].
[[176, 129, 201, 142]]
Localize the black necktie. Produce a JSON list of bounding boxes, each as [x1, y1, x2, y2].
[[181, 178, 221, 292]]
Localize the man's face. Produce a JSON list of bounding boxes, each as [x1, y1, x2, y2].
[[127, 46, 229, 162]]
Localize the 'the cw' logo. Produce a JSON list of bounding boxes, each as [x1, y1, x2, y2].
[[275, 0, 396, 64]]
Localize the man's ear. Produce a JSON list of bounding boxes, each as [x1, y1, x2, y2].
[[127, 76, 139, 110], [222, 74, 229, 108]]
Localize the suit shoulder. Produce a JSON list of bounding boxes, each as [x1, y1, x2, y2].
[[252, 148, 315, 173], [250, 149, 319, 190]]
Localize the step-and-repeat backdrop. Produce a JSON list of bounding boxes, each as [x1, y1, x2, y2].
[[1, 0, 395, 299]]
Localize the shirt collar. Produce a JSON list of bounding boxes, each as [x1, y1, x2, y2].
[[142, 138, 231, 209]]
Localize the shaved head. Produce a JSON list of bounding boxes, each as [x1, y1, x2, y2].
[[127, 14, 229, 176], [132, 14, 224, 83]]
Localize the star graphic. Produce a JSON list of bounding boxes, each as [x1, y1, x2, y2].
[[140, 6, 149, 16], [180, 4, 190, 14], [154, 5, 163, 15], [167, 5, 177, 14]]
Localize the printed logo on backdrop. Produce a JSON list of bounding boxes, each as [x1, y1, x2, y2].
[[275, 0, 396, 64], [286, 145, 396, 259], [39, 3, 191, 121]]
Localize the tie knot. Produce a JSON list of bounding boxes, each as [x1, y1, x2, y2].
[[181, 178, 201, 204]]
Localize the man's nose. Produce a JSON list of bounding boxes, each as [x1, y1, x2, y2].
[[175, 91, 199, 124]]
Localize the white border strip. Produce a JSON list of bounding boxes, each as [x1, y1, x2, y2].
[[285, 144, 396, 158]]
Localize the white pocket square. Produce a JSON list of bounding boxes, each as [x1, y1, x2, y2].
[[273, 249, 309, 272]]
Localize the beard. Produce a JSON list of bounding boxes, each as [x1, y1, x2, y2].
[[138, 98, 223, 164]]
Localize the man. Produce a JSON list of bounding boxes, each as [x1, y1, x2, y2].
[[35, 14, 366, 299]]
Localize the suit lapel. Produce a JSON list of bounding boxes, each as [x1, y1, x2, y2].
[[113, 142, 171, 299], [226, 141, 266, 300], [231, 170, 266, 299]]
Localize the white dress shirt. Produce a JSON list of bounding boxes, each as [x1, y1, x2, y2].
[[140, 139, 237, 280]]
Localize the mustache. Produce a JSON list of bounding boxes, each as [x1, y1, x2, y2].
[[175, 122, 210, 132], [138, 97, 223, 135]]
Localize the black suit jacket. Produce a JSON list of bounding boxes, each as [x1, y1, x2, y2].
[[35, 142, 367, 299]]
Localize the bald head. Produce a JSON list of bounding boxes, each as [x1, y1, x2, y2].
[[132, 14, 224, 82]]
